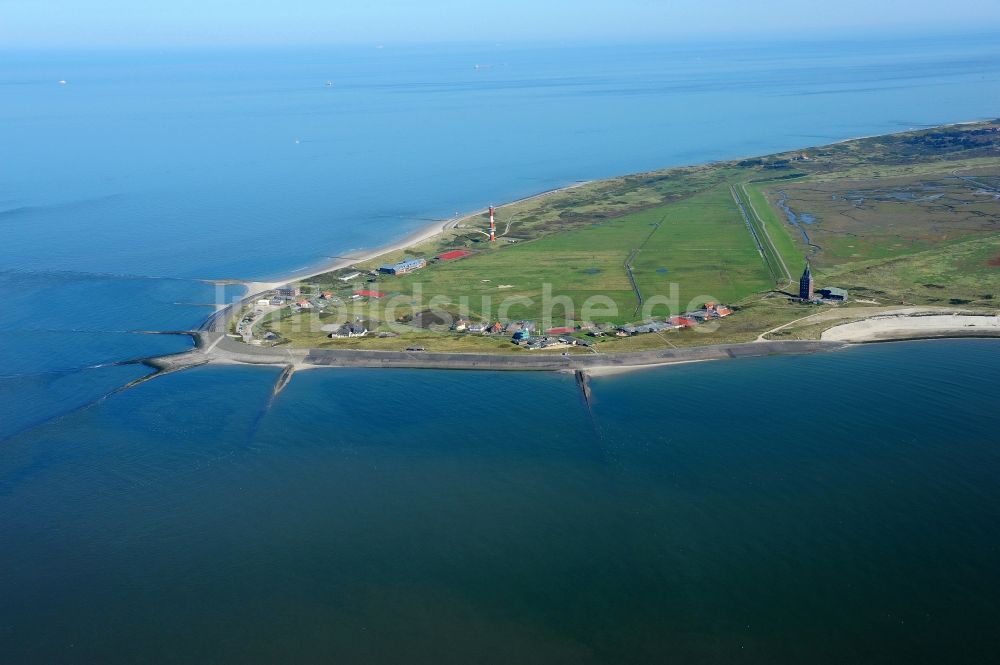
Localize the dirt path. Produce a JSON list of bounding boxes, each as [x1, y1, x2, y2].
[[756, 311, 827, 341]]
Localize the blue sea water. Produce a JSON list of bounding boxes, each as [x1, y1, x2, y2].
[[2, 35, 1000, 662], [2, 341, 999, 663]]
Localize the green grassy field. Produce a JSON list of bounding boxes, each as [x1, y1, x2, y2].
[[372, 183, 785, 327], [628, 185, 780, 309], [820, 234, 1000, 307], [764, 164, 1000, 268], [742, 182, 802, 282], [260, 121, 1000, 350]]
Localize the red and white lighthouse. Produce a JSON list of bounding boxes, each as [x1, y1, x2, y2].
[[488, 205, 496, 242]]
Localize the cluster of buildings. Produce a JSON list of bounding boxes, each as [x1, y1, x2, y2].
[[520, 336, 591, 351], [328, 321, 369, 338], [614, 303, 733, 336], [378, 258, 426, 276], [451, 319, 533, 336], [269, 284, 343, 311], [237, 290, 301, 342], [450, 320, 587, 349], [501, 322, 592, 350], [440, 305, 734, 347], [799, 264, 848, 303], [293, 289, 343, 312], [617, 320, 690, 335], [375, 247, 476, 276]]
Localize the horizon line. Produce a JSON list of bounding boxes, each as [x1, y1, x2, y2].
[[5, 25, 1000, 51], [0, 26, 1000, 52]]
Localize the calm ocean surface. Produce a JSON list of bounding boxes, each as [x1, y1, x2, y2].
[[2, 35, 1000, 662]]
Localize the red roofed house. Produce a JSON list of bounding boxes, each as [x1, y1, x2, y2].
[[546, 326, 575, 335], [354, 290, 385, 299], [670, 316, 696, 328]]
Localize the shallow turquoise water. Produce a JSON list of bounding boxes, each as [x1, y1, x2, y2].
[[1, 340, 999, 663]]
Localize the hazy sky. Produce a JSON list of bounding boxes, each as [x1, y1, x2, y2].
[[4, 0, 1000, 47]]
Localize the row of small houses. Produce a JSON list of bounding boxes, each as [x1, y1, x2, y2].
[[616, 303, 732, 335], [275, 289, 379, 314], [445, 303, 734, 343], [324, 302, 734, 342], [452, 320, 530, 334]]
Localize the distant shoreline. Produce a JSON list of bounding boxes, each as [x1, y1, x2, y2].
[[829, 118, 991, 147]]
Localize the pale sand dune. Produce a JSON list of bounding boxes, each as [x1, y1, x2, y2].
[[821, 314, 1000, 342], [244, 217, 461, 294]]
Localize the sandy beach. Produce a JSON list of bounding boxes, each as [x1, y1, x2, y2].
[[578, 358, 716, 377], [821, 313, 1000, 342], [239, 180, 592, 297]]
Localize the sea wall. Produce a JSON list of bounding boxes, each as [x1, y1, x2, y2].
[[297, 339, 843, 371]]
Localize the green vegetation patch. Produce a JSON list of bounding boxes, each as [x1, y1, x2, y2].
[[378, 184, 783, 325], [276, 121, 1000, 351], [823, 235, 1000, 307], [767, 168, 1000, 268]]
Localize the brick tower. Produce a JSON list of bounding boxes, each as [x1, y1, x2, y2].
[[799, 263, 815, 300]]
